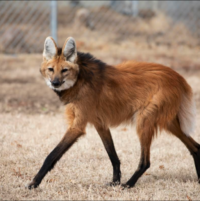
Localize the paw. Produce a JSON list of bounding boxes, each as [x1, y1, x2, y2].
[[120, 183, 131, 189], [107, 181, 120, 187], [26, 180, 39, 190]]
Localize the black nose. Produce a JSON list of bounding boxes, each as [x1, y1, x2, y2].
[[51, 79, 61, 87]]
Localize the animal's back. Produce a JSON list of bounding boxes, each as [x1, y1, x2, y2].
[[100, 61, 196, 135]]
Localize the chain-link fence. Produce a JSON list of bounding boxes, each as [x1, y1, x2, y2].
[[0, 1, 200, 54], [0, 1, 52, 53]]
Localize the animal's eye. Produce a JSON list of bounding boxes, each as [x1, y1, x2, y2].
[[48, 67, 54, 72], [61, 69, 68, 73]]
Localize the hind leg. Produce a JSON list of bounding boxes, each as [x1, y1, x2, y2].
[[168, 117, 200, 182], [123, 118, 153, 188], [188, 136, 200, 181]]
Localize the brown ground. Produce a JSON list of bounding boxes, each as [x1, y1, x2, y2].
[[1, 49, 200, 200]]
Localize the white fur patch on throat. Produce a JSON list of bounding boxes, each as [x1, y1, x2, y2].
[[45, 78, 76, 91]]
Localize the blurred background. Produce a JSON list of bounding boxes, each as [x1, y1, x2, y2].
[[0, 0, 200, 113]]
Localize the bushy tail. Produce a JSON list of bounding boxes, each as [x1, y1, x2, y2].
[[178, 94, 196, 136]]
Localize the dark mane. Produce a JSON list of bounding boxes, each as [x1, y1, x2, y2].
[[77, 52, 106, 67], [77, 52, 106, 86]]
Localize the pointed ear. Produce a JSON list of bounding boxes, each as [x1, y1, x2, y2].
[[43, 36, 58, 61], [62, 37, 77, 63]]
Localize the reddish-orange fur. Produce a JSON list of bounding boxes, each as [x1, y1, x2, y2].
[[28, 37, 200, 189]]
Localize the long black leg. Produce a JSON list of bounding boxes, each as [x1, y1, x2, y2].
[[123, 121, 153, 188], [124, 147, 150, 188], [168, 118, 200, 183], [184, 137, 200, 182], [28, 128, 84, 189], [95, 126, 121, 185]]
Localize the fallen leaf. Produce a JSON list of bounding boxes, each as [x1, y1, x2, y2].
[[46, 178, 56, 183], [159, 165, 164, 169], [187, 195, 192, 201], [17, 143, 22, 148]]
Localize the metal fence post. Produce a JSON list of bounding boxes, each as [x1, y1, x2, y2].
[[132, 1, 138, 17], [153, 1, 158, 11], [51, 0, 57, 42]]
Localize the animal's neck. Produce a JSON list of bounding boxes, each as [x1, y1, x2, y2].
[[53, 51, 108, 104], [53, 78, 82, 104]]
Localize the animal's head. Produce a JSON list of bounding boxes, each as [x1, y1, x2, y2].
[[40, 36, 79, 91]]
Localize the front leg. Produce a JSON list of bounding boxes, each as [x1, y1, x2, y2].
[[28, 127, 85, 189], [95, 125, 121, 185]]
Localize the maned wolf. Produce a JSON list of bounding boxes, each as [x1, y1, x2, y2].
[[28, 36, 200, 189]]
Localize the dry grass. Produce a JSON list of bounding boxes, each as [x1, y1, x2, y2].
[[1, 110, 200, 200], [1, 53, 200, 200]]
